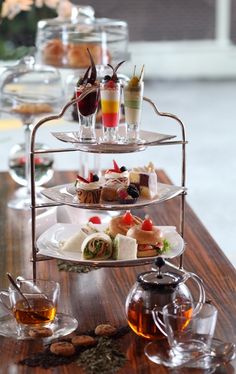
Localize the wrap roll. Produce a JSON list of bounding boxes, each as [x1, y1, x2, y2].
[[81, 232, 113, 260]]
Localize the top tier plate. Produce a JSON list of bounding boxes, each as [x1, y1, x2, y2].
[[51, 129, 176, 154]]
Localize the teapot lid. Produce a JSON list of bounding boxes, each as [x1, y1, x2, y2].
[[137, 271, 183, 290], [137, 257, 184, 290]]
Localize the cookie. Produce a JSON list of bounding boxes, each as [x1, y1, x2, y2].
[[50, 342, 75, 357], [28, 327, 53, 338], [72, 335, 96, 347], [94, 324, 117, 336]]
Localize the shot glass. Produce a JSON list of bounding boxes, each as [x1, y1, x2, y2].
[[75, 84, 99, 143], [100, 80, 121, 142], [152, 301, 218, 368], [124, 80, 144, 142], [0, 279, 60, 337]]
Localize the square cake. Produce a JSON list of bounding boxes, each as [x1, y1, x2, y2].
[[129, 162, 158, 199]]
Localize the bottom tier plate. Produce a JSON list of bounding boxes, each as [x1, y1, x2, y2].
[[36, 223, 185, 267]]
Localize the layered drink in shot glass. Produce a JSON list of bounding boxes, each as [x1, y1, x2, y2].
[[100, 61, 125, 142], [75, 49, 99, 143], [124, 65, 144, 142]]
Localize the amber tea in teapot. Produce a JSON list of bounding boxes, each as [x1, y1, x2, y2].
[[127, 298, 163, 340]]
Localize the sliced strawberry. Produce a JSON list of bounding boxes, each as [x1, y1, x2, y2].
[[88, 172, 94, 182], [122, 211, 133, 225], [141, 217, 153, 231], [89, 216, 101, 224], [76, 175, 89, 183], [113, 159, 120, 172]]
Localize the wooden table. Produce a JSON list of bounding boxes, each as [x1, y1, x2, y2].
[[0, 170, 235, 373]]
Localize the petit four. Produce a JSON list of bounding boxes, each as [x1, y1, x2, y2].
[[75, 172, 102, 204], [129, 162, 158, 199], [117, 184, 139, 204], [101, 160, 129, 202]]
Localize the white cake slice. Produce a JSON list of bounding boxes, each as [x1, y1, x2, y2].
[[113, 234, 137, 260]]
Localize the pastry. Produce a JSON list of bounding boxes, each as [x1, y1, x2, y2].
[[117, 184, 140, 204], [42, 39, 66, 66], [67, 43, 105, 68], [127, 216, 170, 258], [43, 40, 110, 68], [50, 341, 75, 356], [94, 324, 117, 336], [101, 160, 129, 202], [108, 211, 143, 237], [28, 327, 53, 338], [12, 103, 53, 115], [129, 162, 158, 199], [72, 335, 96, 347], [75, 172, 102, 204]]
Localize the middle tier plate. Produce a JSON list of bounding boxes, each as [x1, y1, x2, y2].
[[41, 183, 186, 210]]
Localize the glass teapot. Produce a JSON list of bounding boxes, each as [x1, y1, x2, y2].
[[125, 258, 205, 340]]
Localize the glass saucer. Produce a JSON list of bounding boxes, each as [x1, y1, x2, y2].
[[144, 337, 230, 372], [0, 312, 78, 341]]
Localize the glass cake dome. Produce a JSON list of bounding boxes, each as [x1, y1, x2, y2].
[[35, 4, 130, 72]]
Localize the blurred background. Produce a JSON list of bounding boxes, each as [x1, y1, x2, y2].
[[0, 0, 235, 266]]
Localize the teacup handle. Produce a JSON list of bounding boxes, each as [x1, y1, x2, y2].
[[0, 291, 12, 313], [152, 307, 167, 337]]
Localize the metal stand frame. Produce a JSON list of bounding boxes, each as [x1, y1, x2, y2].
[[30, 87, 187, 280]]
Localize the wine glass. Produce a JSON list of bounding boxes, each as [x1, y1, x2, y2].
[[0, 56, 64, 210]]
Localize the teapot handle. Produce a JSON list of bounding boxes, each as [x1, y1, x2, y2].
[[152, 306, 167, 337], [183, 272, 206, 304]]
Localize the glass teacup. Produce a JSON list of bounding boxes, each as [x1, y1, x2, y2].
[[152, 301, 218, 368], [0, 279, 60, 337]]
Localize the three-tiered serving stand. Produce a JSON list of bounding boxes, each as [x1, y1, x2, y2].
[[30, 87, 187, 280]]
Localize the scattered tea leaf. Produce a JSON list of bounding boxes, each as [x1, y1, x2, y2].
[[57, 260, 98, 273], [77, 337, 127, 374]]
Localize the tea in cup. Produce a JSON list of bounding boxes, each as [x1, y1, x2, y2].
[[0, 279, 60, 337], [152, 301, 218, 368]]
